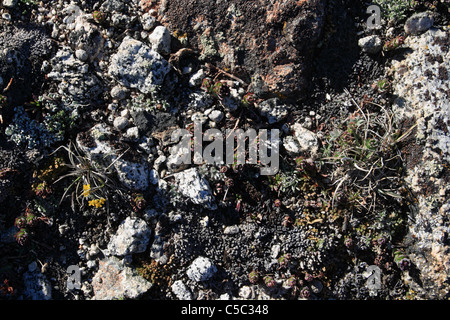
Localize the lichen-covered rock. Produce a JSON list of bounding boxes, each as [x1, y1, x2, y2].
[[159, 0, 325, 98], [47, 47, 103, 104], [186, 256, 217, 282], [292, 122, 319, 156], [171, 280, 193, 300], [92, 256, 152, 300], [387, 28, 449, 298], [108, 36, 171, 94], [173, 168, 217, 210], [107, 217, 152, 256]]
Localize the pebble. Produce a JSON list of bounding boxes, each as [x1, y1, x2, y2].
[[113, 116, 129, 131], [224, 225, 240, 235], [208, 110, 224, 123], [358, 35, 382, 54]]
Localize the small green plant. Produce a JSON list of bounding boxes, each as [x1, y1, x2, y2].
[[130, 193, 147, 212], [201, 78, 230, 100], [383, 35, 405, 52], [92, 11, 106, 23], [263, 275, 276, 288], [393, 249, 410, 271], [373, 79, 391, 93], [13, 207, 49, 246], [373, 0, 417, 22], [248, 270, 259, 284]]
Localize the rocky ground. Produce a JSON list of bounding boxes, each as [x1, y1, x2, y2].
[[0, 0, 449, 300]]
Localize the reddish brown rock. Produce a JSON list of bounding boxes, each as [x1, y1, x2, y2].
[[158, 0, 325, 99]]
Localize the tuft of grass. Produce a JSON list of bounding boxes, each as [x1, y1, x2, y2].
[[52, 142, 123, 211], [320, 89, 416, 215]]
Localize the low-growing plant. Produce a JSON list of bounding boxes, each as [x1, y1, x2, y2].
[[53, 142, 123, 210], [373, 0, 417, 22], [321, 93, 416, 214]]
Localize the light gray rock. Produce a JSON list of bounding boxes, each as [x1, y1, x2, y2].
[[47, 47, 102, 103], [358, 35, 382, 54], [107, 217, 152, 256], [100, 0, 125, 12], [188, 92, 214, 110], [186, 256, 217, 282], [224, 225, 240, 235], [108, 36, 170, 94], [173, 168, 217, 210], [189, 69, 205, 87], [171, 280, 193, 300], [283, 135, 302, 154], [208, 110, 224, 123], [113, 116, 129, 131], [258, 98, 288, 124], [292, 122, 319, 156], [405, 11, 434, 35], [110, 85, 127, 100], [388, 28, 450, 298], [92, 256, 152, 300], [2, 0, 17, 8], [149, 26, 171, 55], [141, 12, 156, 31], [75, 49, 88, 62]]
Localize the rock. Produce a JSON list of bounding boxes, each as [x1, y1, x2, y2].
[[75, 49, 88, 62], [149, 26, 171, 55], [283, 135, 301, 154], [123, 126, 140, 141], [2, 0, 17, 8], [47, 47, 102, 104], [388, 28, 450, 298], [160, 0, 326, 98], [141, 12, 157, 31], [404, 11, 434, 35], [186, 256, 217, 282], [208, 110, 224, 123], [110, 85, 127, 100], [358, 35, 382, 54], [107, 217, 152, 256], [188, 92, 214, 110], [292, 122, 319, 156], [113, 116, 129, 131], [224, 225, 240, 235], [22, 271, 52, 300], [92, 256, 152, 300], [108, 36, 170, 94], [189, 69, 205, 87], [67, 10, 104, 62], [310, 279, 323, 294], [258, 98, 288, 124], [173, 168, 217, 210], [171, 280, 193, 300], [100, 0, 125, 13]]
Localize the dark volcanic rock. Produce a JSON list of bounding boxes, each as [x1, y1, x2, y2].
[[159, 0, 325, 99]]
